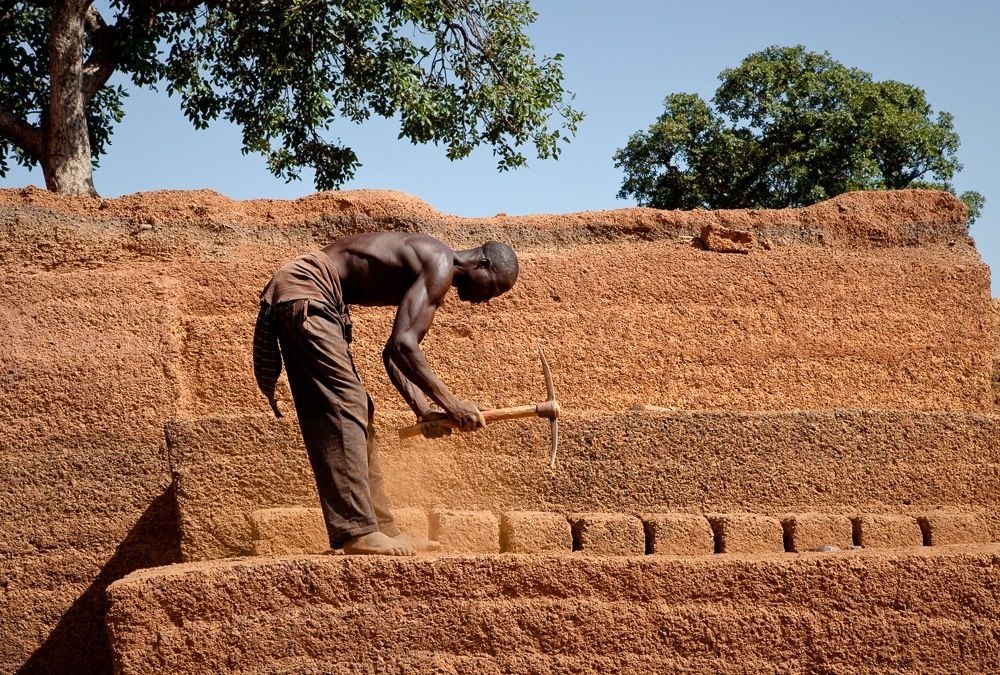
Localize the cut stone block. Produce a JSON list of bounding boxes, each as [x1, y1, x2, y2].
[[393, 507, 429, 539], [429, 510, 500, 553], [852, 514, 923, 549], [708, 514, 783, 554], [249, 508, 328, 556], [917, 512, 980, 546], [569, 513, 645, 556], [500, 512, 572, 553], [781, 513, 853, 553], [642, 513, 714, 556]]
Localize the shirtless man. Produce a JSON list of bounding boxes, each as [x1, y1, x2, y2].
[[253, 233, 519, 556]]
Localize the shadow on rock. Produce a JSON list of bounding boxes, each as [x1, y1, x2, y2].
[[18, 485, 181, 675]]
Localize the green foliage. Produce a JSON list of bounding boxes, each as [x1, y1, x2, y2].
[[959, 190, 985, 225], [615, 45, 983, 224], [0, 0, 582, 190]]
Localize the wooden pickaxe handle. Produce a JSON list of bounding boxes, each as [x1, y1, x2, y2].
[[398, 400, 560, 440]]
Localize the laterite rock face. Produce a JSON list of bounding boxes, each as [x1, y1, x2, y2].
[[501, 511, 573, 553], [642, 513, 715, 556], [708, 514, 785, 554], [1, 187, 996, 672], [852, 514, 924, 548], [429, 510, 500, 554], [918, 512, 982, 546], [249, 508, 328, 556], [569, 513, 646, 556], [105, 547, 1000, 674], [167, 410, 1000, 561], [781, 513, 855, 552]]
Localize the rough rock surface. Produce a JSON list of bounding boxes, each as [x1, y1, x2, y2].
[[569, 513, 646, 556], [500, 511, 573, 553], [249, 508, 328, 556], [429, 510, 500, 554], [709, 513, 785, 554], [105, 546, 1000, 674], [642, 513, 715, 556], [993, 299, 1000, 407], [852, 513, 924, 548], [781, 513, 854, 552], [918, 511, 981, 546], [393, 506, 430, 540], [0, 187, 994, 672], [699, 223, 755, 253], [167, 410, 1000, 561]]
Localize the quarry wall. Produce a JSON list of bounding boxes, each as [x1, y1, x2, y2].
[[0, 187, 994, 672], [994, 298, 1000, 405]]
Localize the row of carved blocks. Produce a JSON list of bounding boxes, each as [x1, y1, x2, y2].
[[249, 507, 983, 557]]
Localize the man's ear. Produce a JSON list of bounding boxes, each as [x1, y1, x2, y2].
[[477, 257, 492, 269]]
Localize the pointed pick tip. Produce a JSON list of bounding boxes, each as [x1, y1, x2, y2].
[[548, 419, 558, 468], [538, 347, 554, 400]]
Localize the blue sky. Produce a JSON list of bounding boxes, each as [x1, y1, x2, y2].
[[5, 1, 998, 294]]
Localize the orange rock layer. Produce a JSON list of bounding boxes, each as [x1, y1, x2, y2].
[[105, 547, 1000, 674], [0, 188, 994, 672]]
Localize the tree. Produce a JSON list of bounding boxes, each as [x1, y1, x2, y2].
[[614, 45, 984, 224], [0, 1, 582, 196]]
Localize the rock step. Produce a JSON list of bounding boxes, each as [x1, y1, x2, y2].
[[249, 507, 984, 556], [167, 409, 1000, 561], [171, 224, 993, 418], [106, 546, 1000, 674]]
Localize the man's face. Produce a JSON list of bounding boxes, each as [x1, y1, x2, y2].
[[457, 268, 511, 303]]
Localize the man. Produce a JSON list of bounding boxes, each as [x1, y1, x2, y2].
[[253, 233, 519, 556]]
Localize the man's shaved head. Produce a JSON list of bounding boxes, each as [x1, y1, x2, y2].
[[482, 240, 519, 288]]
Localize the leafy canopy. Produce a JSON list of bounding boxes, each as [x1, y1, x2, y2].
[[0, 0, 582, 190], [614, 45, 983, 223]]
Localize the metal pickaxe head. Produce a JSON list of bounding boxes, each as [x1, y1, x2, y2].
[[398, 347, 560, 469], [537, 347, 560, 468]]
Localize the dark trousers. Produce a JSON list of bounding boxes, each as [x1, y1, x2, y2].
[[274, 299, 399, 548]]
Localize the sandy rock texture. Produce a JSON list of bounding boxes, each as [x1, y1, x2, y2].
[[918, 511, 981, 546], [642, 513, 715, 556], [167, 409, 1000, 561], [0, 186, 993, 672], [429, 509, 500, 554], [105, 546, 1000, 674], [0, 270, 182, 673], [249, 508, 328, 556], [852, 513, 924, 548], [781, 513, 854, 552], [1, 186, 991, 420], [500, 511, 573, 553], [569, 512, 646, 555], [708, 513, 785, 554], [993, 299, 1000, 406]]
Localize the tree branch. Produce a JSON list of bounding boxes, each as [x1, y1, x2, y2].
[[445, 20, 501, 78], [0, 104, 43, 159], [80, 0, 224, 102], [81, 5, 117, 101]]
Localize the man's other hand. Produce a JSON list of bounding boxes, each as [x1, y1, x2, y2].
[[449, 399, 486, 432], [418, 410, 453, 439]]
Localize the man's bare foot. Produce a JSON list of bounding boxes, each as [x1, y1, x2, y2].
[[392, 532, 441, 553], [342, 531, 415, 556]]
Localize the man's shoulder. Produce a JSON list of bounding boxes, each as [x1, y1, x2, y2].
[[326, 231, 452, 255], [406, 234, 454, 264]]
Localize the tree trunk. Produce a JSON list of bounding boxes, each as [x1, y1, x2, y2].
[[44, 1, 97, 196]]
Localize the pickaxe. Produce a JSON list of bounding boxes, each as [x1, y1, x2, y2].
[[397, 347, 561, 468]]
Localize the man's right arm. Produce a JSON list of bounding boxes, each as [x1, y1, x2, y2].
[[382, 351, 433, 418], [382, 255, 483, 432]]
